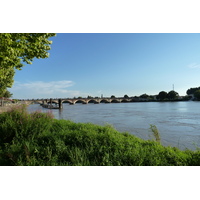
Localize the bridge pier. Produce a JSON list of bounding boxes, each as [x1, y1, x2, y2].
[[58, 99, 63, 109]]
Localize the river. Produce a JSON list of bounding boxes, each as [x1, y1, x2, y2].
[[28, 101, 200, 150]]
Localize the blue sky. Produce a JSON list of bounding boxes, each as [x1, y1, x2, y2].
[[10, 33, 200, 99]]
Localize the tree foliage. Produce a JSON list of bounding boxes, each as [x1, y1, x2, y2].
[[194, 90, 200, 100], [0, 67, 15, 95], [186, 87, 200, 95], [0, 90, 13, 98], [140, 93, 149, 99], [167, 90, 179, 100], [124, 94, 129, 98], [157, 91, 168, 100], [0, 33, 56, 93], [157, 90, 179, 100]]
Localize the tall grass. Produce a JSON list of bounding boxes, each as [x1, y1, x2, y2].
[[0, 105, 200, 166], [149, 124, 161, 144]]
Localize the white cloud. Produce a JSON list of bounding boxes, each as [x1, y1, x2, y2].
[[188, 63, 200, 69], [9, 80, 85, 99]]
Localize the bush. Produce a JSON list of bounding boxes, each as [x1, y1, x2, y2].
[[0, 105, 53, 144]]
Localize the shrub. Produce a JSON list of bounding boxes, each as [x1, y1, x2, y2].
[[0, 105, 53, 145]]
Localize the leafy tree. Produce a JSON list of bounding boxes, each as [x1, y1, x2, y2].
[[140, 93, 149, 99], [124, 94, 129, 98], [186, 87, 200, 95], [0, 90, 13, 98], [157, 91, 168, 100], [111, 95, 116, 98], [194, 90, 200, 100], [0, 33, 56, 93], [167, 90, 179, 100], [149, 95, 157, 100], [0, 67, 15, 95]]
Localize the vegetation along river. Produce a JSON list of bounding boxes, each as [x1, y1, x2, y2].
[[28, 101, 200, 150]]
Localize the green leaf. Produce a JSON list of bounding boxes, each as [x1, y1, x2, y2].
[[0, 33, 56, 90]]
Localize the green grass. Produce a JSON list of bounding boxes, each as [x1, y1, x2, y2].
[[0, 105, 200, 166]]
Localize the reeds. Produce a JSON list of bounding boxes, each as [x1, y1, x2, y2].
[[149, 124, 161, 144]]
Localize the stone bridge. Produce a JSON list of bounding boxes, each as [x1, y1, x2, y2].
[[21, 97, 137, 108]]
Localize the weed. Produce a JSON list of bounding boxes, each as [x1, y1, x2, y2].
[[149, 124, 161, 144]]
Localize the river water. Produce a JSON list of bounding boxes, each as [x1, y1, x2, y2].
[[28, 101, 200, 150]]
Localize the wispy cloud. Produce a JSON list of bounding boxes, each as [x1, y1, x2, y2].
[[188, 63, 200, 69], [10, 80, 85, 99]]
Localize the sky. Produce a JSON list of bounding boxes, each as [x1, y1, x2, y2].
[[9, 33, 200, 99]]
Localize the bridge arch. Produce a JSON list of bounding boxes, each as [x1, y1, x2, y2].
[[100, 99, 110, 103], [62, 100, 73, 104], [74, 99, 87, 104], [87, 99, 99, 104], [111, 99, 121, 103], [47, 100, 58, 104]]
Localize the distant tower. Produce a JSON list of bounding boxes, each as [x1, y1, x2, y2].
[[101, 94, 103, 98]]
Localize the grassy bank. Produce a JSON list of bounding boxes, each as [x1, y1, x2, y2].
[[0, 105, 200, 166]]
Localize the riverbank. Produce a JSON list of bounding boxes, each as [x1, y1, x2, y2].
[[0, 104, 200, 166]]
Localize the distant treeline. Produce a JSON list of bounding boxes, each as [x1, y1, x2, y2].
[[186, 87, 200, 95]]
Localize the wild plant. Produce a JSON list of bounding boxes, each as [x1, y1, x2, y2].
[[149, 124, 161, 144]]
